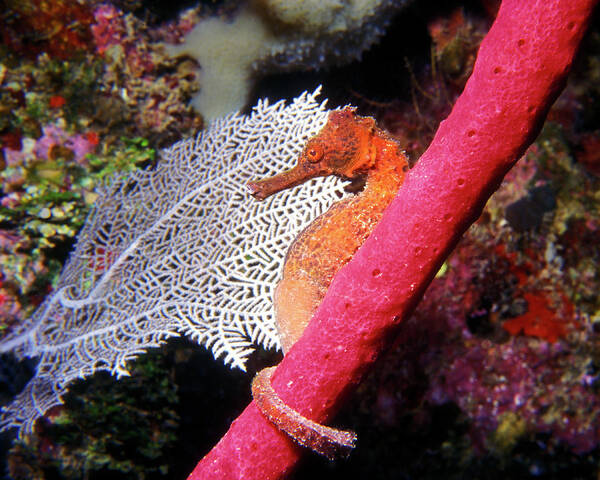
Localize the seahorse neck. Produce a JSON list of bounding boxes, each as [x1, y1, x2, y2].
[[359, 131, 407, 209]]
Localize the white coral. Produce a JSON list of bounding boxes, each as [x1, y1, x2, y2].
[[0, 88, 348, 436]]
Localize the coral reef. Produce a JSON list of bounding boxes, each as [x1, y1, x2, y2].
[[189, 1, 597, 478], [0, 2, 203, 339], [329, 133, 600, 475], [0, 3, 205, 474], [6, 349, 179, 479], [1, 0, 599, 478], [90, 3, 202, 146], [403, 191, 599, 455], [0, 0, 95, 60], [295, 15, 600, 475]]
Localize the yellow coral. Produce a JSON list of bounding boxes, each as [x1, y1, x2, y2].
[[166, 0, 406, 120], [254, 0, 343, 33], [165, 7, 274, 120]]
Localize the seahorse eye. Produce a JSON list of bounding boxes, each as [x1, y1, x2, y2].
[[305, 144, 323, 163]]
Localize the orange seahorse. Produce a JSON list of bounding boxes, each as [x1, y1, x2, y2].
[[247, 107, 409, 458], [248, 107, 409, 352]]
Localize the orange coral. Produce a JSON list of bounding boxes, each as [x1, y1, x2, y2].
[[502, 292, 569, 342], [1, 0, 94, 59], [49, 95, 66, 108]]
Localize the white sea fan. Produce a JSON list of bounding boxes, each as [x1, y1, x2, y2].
[[0, 87, 348, 436]]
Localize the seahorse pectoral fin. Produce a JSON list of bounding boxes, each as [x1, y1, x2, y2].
[[247, 163, 329, 201]]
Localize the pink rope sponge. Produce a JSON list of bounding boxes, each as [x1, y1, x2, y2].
[[189, 0, 598, 478]]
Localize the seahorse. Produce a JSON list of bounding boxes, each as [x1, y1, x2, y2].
[[248, 107, 409, 352], [247, 107, 409, 458]]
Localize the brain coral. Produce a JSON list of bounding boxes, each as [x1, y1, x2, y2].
[[167, 0, 410, 120]]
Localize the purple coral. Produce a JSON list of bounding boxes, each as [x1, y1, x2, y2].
[[33, 124, 96, 164], [91, 4, 126, 55], [382, 230, 600, 455]]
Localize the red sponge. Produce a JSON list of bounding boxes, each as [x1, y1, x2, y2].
[[189, 1, 597, 478]]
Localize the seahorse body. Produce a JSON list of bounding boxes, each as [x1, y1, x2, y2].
[[248, 107, 409, 352], [247, 107, 408, 458]]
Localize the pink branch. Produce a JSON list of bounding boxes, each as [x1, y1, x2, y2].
[[189, 1, 597, 478]]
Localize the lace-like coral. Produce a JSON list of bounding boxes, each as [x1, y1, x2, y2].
[[0, 88, 347, 436]]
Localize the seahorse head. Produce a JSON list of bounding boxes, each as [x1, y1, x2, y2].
[[247, 107, 377, 200]]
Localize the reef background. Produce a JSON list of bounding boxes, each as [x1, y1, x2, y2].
[[1, 0, 600, 478]]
